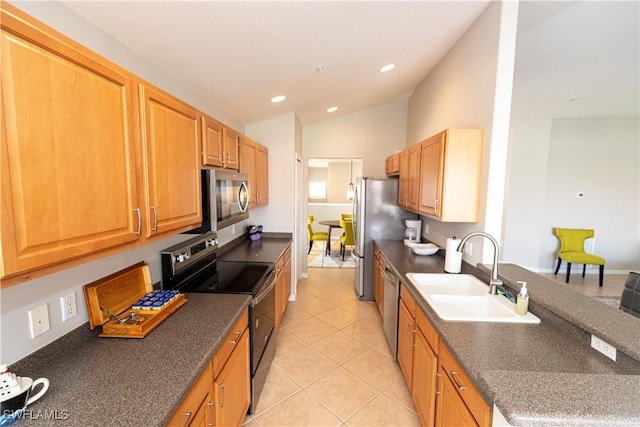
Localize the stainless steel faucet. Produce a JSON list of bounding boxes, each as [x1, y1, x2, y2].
[[457, 232, 502, 295]]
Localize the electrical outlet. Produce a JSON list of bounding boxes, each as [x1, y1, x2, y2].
[[28, 304, 50, 339], [231, 224, 236, 234], [464, 242, 472, 256], [424, 224, 429, 234], [591, 334, 617, 361], [60, 292, 77, 322]]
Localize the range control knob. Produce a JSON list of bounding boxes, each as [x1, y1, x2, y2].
[[176, 254, 184, 262], [184, 252, 190, 260]]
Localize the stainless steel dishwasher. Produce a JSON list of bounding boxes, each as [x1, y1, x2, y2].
[[383, 265, 400, 359]]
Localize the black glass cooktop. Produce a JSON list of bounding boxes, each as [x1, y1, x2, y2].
[[215, 261, 273, 294]]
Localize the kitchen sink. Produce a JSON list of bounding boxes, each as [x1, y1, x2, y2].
[[406, 273, 489, 295], [406, 273, 541, 324]]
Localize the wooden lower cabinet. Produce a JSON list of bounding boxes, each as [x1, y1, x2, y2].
[[167, 363, 214, 427], [413, 323, 438, 426], [397, 285, 491, 427], [275, 244, 292, 329], [437, 343, 492, 427], [436, 371, 478, 427], [169, 311, 250, 427], [214, 327, 250, 427]]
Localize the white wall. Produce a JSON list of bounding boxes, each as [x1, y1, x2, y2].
[[303, 100, 408, 179], [1, 1, 245, 365], [406, 1, 517, 266], [504, 117, 640, 273], [245, 113, 298, 233]]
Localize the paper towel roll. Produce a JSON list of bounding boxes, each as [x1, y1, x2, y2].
[[444, 237, 462, 273]]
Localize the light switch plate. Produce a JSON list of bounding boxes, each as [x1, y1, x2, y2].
[[28, 304, 50, 338]]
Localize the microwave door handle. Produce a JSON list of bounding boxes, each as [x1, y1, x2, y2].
[[238, 181, 249, 212]]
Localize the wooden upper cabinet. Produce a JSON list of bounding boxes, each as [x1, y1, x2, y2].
[[256, 143, 269, 206], [138, 83, 202, 238], [239, 135, 268, 208], [222, 126, 240, 171], [419, 129, 483, 222], [201, 114, 224, 168], [239, 135, 258, 208], [385, 152, 400, 176], [398, 145, 421, 212], [0, 3, 140, 279]]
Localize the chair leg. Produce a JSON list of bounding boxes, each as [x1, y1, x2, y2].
[[599, 265, 604, 287], [554, 258, 562, 275], [582, 264, 586, 278], [308, 241, 313, 254], [565, 263, 572, 283]]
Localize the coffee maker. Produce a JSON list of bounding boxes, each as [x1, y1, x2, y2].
[[404, 219, 422, 243]]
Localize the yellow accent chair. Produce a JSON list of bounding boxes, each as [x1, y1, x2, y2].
[[340, 213, 353, 221], [339, 219, 355, 261], [553, 228, 605, 287], [307, 215, 328, 254]]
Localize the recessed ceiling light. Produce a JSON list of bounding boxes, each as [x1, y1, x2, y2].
[[379, 63, 395, 73], [327, 106, 338, 113], [270, 95, 286, 103]]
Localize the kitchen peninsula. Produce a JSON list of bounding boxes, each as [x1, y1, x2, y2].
[[375, 240, 640, 426]]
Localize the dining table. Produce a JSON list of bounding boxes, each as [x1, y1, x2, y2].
[[318, 220, 343, 256]]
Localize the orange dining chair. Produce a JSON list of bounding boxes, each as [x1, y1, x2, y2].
[[553, 228, 606, 287]]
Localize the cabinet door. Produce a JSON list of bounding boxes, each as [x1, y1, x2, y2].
[[139, 84, 201, 237], [436, 372, 478, 427], [1, 5, 140, 278], [202, 115, 224, 168], [222, 127, 240, 170], [413, 329, 438, 427], [407, 144, 422, 211], [239, 136, 258, 208], [398, 150, 409, 207], [167, 363, 214, 427], [397, 299, 414, 387], [214, 328, 251, 427], [256, 144, 269, 206], [419, 133, 444, 217]]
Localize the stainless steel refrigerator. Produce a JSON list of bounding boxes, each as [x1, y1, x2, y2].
[[351, 177, 417, 300]]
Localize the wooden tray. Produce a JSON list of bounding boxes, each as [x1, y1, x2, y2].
[[83, 261, 187, 338]]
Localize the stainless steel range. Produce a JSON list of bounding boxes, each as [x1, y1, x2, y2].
[[160, 232, 276, 414]]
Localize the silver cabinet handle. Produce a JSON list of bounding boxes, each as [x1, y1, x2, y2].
[[181, 411, 192, 427], [434, 199, 439, 215], [218, 384, 225, 407], [150, 206, 158, 231], [230, 331, 241, 345], [207, 402, 214, 426], [412, 328, 417, 347], [450, 371, 467, 391], [435, 372, 442, 395], [134, 208, 141, 235]]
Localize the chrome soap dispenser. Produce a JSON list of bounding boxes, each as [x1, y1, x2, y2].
[[516, 281, 529, 315]]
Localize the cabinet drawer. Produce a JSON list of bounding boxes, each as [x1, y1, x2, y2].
[[439, 343, 491, 426], [415, 306, 438, 355], [213, 310, 249, 377], [400, 285, 416, 316]]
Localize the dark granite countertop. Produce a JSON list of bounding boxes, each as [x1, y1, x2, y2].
[[375, 239, 640, 427], [218, 233, 292, 264], [8, 293, 251, 426]]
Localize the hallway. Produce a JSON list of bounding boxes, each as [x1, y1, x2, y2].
[[244, 268, 420, 426]]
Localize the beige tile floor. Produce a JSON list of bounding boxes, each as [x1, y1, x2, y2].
[[243, 267, 421, 427]]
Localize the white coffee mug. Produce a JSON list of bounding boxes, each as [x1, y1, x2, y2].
[[24, 377, 49, 406]]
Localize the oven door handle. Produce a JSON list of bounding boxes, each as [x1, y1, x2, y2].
[[253, 271, 276, 306]]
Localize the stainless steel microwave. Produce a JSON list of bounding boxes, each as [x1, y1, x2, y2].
[[184, 169, 249, 234]]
